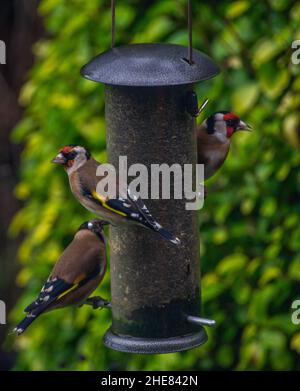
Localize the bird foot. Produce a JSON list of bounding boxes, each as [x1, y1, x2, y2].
[[82, 296, 111, 310]]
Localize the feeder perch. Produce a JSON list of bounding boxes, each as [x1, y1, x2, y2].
[[81, 0, 219, 354]]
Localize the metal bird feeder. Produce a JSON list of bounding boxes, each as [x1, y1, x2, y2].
[[81, 0, 220, 354]]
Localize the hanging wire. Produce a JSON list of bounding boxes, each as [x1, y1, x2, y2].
[[188, 0, 193, 64], [111, 0, 116, 48]]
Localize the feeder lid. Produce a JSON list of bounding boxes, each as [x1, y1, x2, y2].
[[81, 43, 219, 87]]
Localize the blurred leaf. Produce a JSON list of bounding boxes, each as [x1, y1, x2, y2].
[[291, 333, 300, 354], [217, 253, 248, 276], [259, 267, 281, 286], [226, 1, 250, 19], [288, 257, 300, 281], [232, 83, 260, 114]]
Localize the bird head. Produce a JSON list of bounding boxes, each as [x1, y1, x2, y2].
[[52, 145, 91, 171], [202, 111, 252, 141], [78, 220, 109, 242]]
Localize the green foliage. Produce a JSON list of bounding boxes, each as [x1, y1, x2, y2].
[[7, 0, 300, 370]]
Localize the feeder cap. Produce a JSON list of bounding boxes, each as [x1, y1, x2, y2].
[[81, 43, 220, 87]]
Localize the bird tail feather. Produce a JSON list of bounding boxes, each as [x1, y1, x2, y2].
[[13, 312, 40, 335], [13, 301, 51, 335], [128, 194, 181, 245], [154, 224, 181, 246]]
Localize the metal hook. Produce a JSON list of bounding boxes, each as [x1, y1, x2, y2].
[[185, 90, 209, 117], [198, 98, 209, 115], [187, 315, 216, 327]]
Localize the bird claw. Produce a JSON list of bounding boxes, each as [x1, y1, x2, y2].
[[83, 296, 111, 310]]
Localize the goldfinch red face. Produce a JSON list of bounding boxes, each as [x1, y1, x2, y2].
[[204, 112, 252, 141], [52, 145, 90, 172]]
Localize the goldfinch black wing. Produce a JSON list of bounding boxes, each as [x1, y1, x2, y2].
[[77, 159, 144, 220], [126, 190, 181, 244], [81, 186, 142, 220], [13, 277, 74, 335], [14, 267, 101, 335], [127, 190, 160, 227], [84, 187, 180, 245], [24, 277, 74, 313], [77, 160, 180, 245]]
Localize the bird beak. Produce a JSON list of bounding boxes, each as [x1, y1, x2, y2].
[[237, 121, 252, 131], [51, 152, 67, 164]]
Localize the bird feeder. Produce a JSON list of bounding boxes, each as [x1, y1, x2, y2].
[[81, 0, 219, 354]]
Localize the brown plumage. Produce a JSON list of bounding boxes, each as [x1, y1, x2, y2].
[[197, 125, 230, 180], [14, 220, 108, 335], [68, 157, 123, 224], [197, 111, 252, 180]]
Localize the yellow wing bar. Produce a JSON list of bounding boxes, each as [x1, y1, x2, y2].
[[91, 191, 127, 217], [57, 283, 79, 300]]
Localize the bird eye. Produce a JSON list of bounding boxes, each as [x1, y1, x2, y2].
[[226, 119, 239, 127], [66, 151, 77, 160]]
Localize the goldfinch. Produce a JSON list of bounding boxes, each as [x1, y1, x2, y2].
[[52, 145, 180, 245], [197, 111, 252, 179], [14, 220, 109, 335]]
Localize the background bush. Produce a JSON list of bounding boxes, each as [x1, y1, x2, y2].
[[5, 0, 300, 370]]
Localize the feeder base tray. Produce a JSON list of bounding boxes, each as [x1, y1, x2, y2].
[[103, 328, 208, 354]]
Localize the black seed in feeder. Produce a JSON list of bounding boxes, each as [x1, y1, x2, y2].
[[81, 0, 220, 354]]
